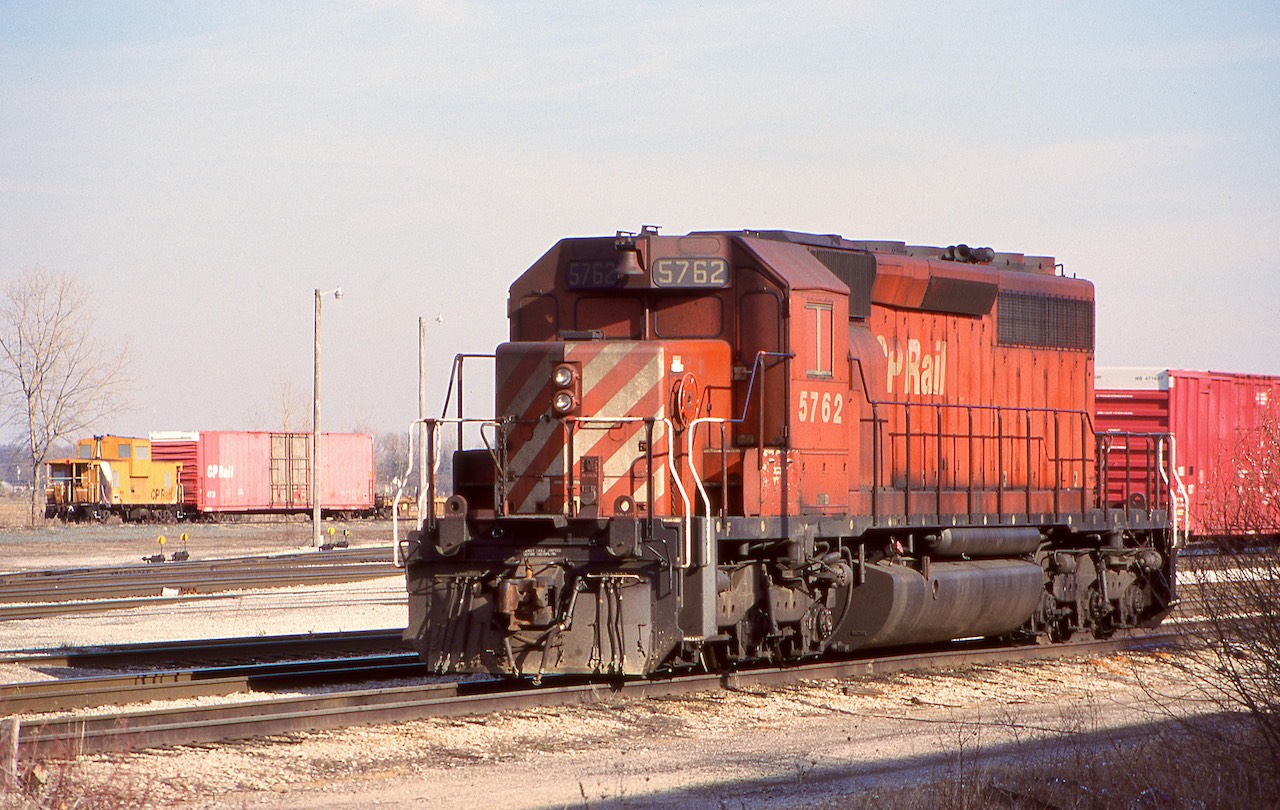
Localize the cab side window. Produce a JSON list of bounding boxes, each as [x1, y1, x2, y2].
[[806, 301, 834, 378]]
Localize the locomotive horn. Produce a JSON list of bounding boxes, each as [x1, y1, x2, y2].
[[954, 244, 972, 262]]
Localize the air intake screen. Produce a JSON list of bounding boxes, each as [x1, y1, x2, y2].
[[997, 292, 1094, 352], [811, 250, 875, 318]]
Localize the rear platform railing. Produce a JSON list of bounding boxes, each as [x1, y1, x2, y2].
[[1096, 431, 1184, 542]]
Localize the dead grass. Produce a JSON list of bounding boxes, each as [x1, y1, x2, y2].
[[2, 756, 157, 810], [8, 714, 1271, 809], [0, 496, 39, 529], [828, 717, 1277, 810]]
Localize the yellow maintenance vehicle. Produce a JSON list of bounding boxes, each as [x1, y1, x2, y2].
[[45, 435, 183, 522]]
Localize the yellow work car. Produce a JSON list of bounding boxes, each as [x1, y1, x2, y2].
[[45, 435, 183, 522]]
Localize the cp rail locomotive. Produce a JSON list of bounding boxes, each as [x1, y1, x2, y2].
[[402, 228, 1178, 679]]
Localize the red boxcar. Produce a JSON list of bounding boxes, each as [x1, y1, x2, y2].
[[1095, 368, 1280, 538], [150, 431, 375, 518]]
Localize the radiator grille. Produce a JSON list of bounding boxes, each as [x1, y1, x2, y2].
[[997, 291, 1094, 351], [811, 249, 875, 318]]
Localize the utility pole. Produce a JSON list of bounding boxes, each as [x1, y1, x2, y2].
[[312, 286, 343, 547]]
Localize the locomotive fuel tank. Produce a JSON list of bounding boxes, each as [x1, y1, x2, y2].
[[827, 559, 1045, 652]]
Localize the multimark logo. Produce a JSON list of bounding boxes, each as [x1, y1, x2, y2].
[[877, 336, 947, 396]]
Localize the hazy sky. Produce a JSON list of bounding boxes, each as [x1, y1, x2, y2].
[[2, 2, 1277, 440]]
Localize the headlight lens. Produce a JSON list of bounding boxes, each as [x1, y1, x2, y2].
[[552, 391, 576, 414], [553, 365, 575, 388]]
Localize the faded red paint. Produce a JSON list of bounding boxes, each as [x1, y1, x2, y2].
[[500, 230, 1097, 524]]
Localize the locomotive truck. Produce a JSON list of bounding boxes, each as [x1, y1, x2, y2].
[[402, 228, 1178, 679]]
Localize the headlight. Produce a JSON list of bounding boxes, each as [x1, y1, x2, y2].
[[552, 365, 576, 388], [552, 391, 577, 415]]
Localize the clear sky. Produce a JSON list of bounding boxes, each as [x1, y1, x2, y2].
[[2, 2, 1277, 440]]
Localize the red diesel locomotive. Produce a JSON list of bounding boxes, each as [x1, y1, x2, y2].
[[403, 228, 1177, 678]]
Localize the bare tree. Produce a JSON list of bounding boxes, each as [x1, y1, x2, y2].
[[375, 429, 412, 497], [374, 427, 456, 499], [1177, 401, 1280, 771], [0, 268, 130, 523], [274, 377, 305, 432]]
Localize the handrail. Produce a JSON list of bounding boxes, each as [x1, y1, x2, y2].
[[411, 345, 1182, 561], [1096, 429, 1182, 541], [734, 351, 794, 424], [871, 400, 1093, 522], [687, 371, 1101, 529], [413, 409, 697, 560], [686, 415, 733, 571], [392, 416, 502, 568], [679, 350, 793, 565], [390, 418, 418, 568], [1159, 435, 1190, 548], [439, 353, 496, 450]]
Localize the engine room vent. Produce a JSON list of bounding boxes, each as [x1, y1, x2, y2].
[[997, 291, 1094, 352], [811, 249, 875, 319]]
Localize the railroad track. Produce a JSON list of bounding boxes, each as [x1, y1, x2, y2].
[[0, 548, 400, 619], [0, 629, 414, 714], [9, 631, 1180, 761], [0, 628, 407, 671], [2, 653, 428, 715]]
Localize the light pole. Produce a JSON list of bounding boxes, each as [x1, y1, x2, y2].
[[313, 286, 343, 547]]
